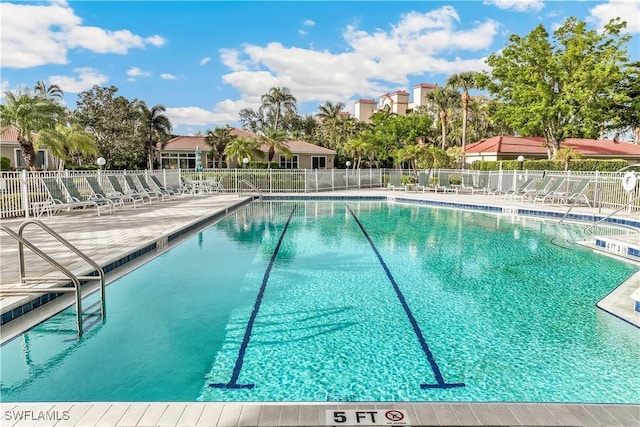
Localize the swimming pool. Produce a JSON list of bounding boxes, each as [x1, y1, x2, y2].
[[1, 200, 638, 403]]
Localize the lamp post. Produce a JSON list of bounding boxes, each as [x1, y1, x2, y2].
[[517, 155, 525, 171], [345, 161, 351, 169], [242, 157, 249, 169], [96, 157, 106, 169]]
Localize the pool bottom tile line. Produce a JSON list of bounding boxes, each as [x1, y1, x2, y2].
[[209, 205, 298, 390], [346, 204, 465, 390]]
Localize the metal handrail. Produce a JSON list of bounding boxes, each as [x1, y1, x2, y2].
[[238, 179, 263, 200], [585, 194, 640, 234], [0, 226, 84, 338]]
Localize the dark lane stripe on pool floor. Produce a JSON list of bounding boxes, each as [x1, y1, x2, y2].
[[346, 204, 465, 390], [210, 205, 298, 389]]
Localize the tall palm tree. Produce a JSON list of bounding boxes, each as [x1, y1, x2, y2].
[[204, 126, 237, 168], [425, 87, 460, 149], [259, 127, 292, 168], [137, 101, 172, 169], [446, 71, 481, 158], [316, 101, 345, 121], [0, 88, 64, 170], [34, 80, 64, 103], [38, 124, 98, 170], [260, 87, 297, 131], [393, 144, 426, 177], [224, 137, 263, 167]]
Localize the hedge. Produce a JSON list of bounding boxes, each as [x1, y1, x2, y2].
[[471, 159, 628, 172]]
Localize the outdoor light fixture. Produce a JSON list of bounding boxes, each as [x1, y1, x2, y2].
[[243, 157, 249, 168], [517, 155, 525, 170], [96, 157, 106, 168], [346, 161, 351, 169]]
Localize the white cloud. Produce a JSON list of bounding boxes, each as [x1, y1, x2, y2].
[[215, 5, 497, 110], [200, 57, 211, 65], [303, 19, 315, 27], [0, 2, 165, 68], [589, 0, 640, 33], [48, 67, 109, 93], [484, 0, 544, 12], [127, 67, 151, 77], [160, 73, 177, 80], [165, 106, 237, 127], [299, 30, 308, 36]]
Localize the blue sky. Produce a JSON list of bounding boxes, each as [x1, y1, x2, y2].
[[2, 0, 639, 135]]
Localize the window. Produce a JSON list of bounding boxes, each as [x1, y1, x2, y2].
[[279, 155, 298, 169], [311, 156, 327, 169], [15, 149, 46, 170]]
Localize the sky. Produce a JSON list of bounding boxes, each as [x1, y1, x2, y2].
[[1, 0, 639, 136]]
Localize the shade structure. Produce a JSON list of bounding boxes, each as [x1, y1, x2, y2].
[[195, 146, 203, 172]]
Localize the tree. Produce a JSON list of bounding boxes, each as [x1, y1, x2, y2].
[[137, 101, 172, 169], [316, 101, 345, 121], [425, 87, 460, 149], [554, 146, 582, 170], [204, 125, 236, 168], [38, 123, 98, 170], [238, 107, 263, 133], [224, 137, 263, 166], [486, 17, 631, 157], [446, 71, 481, 156], [343, 136, 375, 169], [259, 127, 292, 168], [34, 80, 64, 103], [0, 87, 64, 170], [393, 144, 426, 177], [75, 85, 146, 169], [260, 87, 297, 131], [417, 144, 450, 174], [608, 61, 640, 143]]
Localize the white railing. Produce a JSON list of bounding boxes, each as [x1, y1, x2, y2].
[[1, 168, 637, 219]]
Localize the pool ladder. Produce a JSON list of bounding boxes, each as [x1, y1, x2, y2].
[[238, 179, 263, 200], [0, 219, 105, 339]]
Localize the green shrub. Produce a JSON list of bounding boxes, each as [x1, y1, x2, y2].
[[449, 175, 462, 185], [0, 157, 10, 171], [429, 176, 439, 186], [400, 175, 417, 185], [470, 158, 628, 171]]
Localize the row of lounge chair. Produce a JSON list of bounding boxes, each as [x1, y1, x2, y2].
[[35, 174, 225, 217], [387, 173, 592, 207]]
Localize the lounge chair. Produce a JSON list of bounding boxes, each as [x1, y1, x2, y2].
[[557, 178, 592, 207], [135, 175, 172, 200], [106, 176, 146, 205], [512, 177, 553, 201], [434, 173, 457, 193], [149, 175, 178, 195], [528, 177, 567, 204], [41, 178, 108, 216], [60, 177, 114, 214], [387, 172, 403, 191], [86, 176, 139, 208], [499, 177, 535, 199], [123, 175, 160, 203], [459, 174, 487, 194]]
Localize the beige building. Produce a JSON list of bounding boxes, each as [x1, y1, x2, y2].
[[354, 83, 440, 122], [160, 128, 336, 169], [0, 126, 57, 170]]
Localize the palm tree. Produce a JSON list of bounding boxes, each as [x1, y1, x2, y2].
[[425, 87, 460, 150], [38, 124, 98, 170], [204, 126, 236, 168], [392, 144, 426, 177], [259, 127, 292, 168], [446, 71, 481, 156], [316, 101, 345, 121], [260, 87, 297, 131], [343, 136, 374, 169], [224, 137, 263, 167], [0, 88, 64, 170], [34, 80, 64, 103], [554, 146, 582, 170], [417, 144, 450, 175], [137, 101, 172, 169]]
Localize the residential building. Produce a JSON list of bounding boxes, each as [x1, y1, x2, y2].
[[354, 83, 440, 122], [465, 135, 640, 165], [159, 128, 336, 169], [0, 125, 56, 170]]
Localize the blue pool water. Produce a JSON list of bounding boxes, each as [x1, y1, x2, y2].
[[1, 201, 638, 403]]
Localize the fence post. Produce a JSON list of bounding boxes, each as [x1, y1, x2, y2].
[[269, 169, 273, 193], [304, 169, 307, 193], [331, 168, 335, 191], [162, 168, 167, 187], [315, 169, 318, 192], [21, 170, 30, 218], [346, 169, 349, 190]]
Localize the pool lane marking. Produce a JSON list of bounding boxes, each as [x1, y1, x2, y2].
[[210, 205, 297, 389], [346, 205, 465, 390]]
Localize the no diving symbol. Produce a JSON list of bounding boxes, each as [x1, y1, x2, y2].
[[385, 410, 404, 422]]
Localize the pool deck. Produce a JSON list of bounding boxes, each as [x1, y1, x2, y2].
[[1, 189, 639, 427]]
